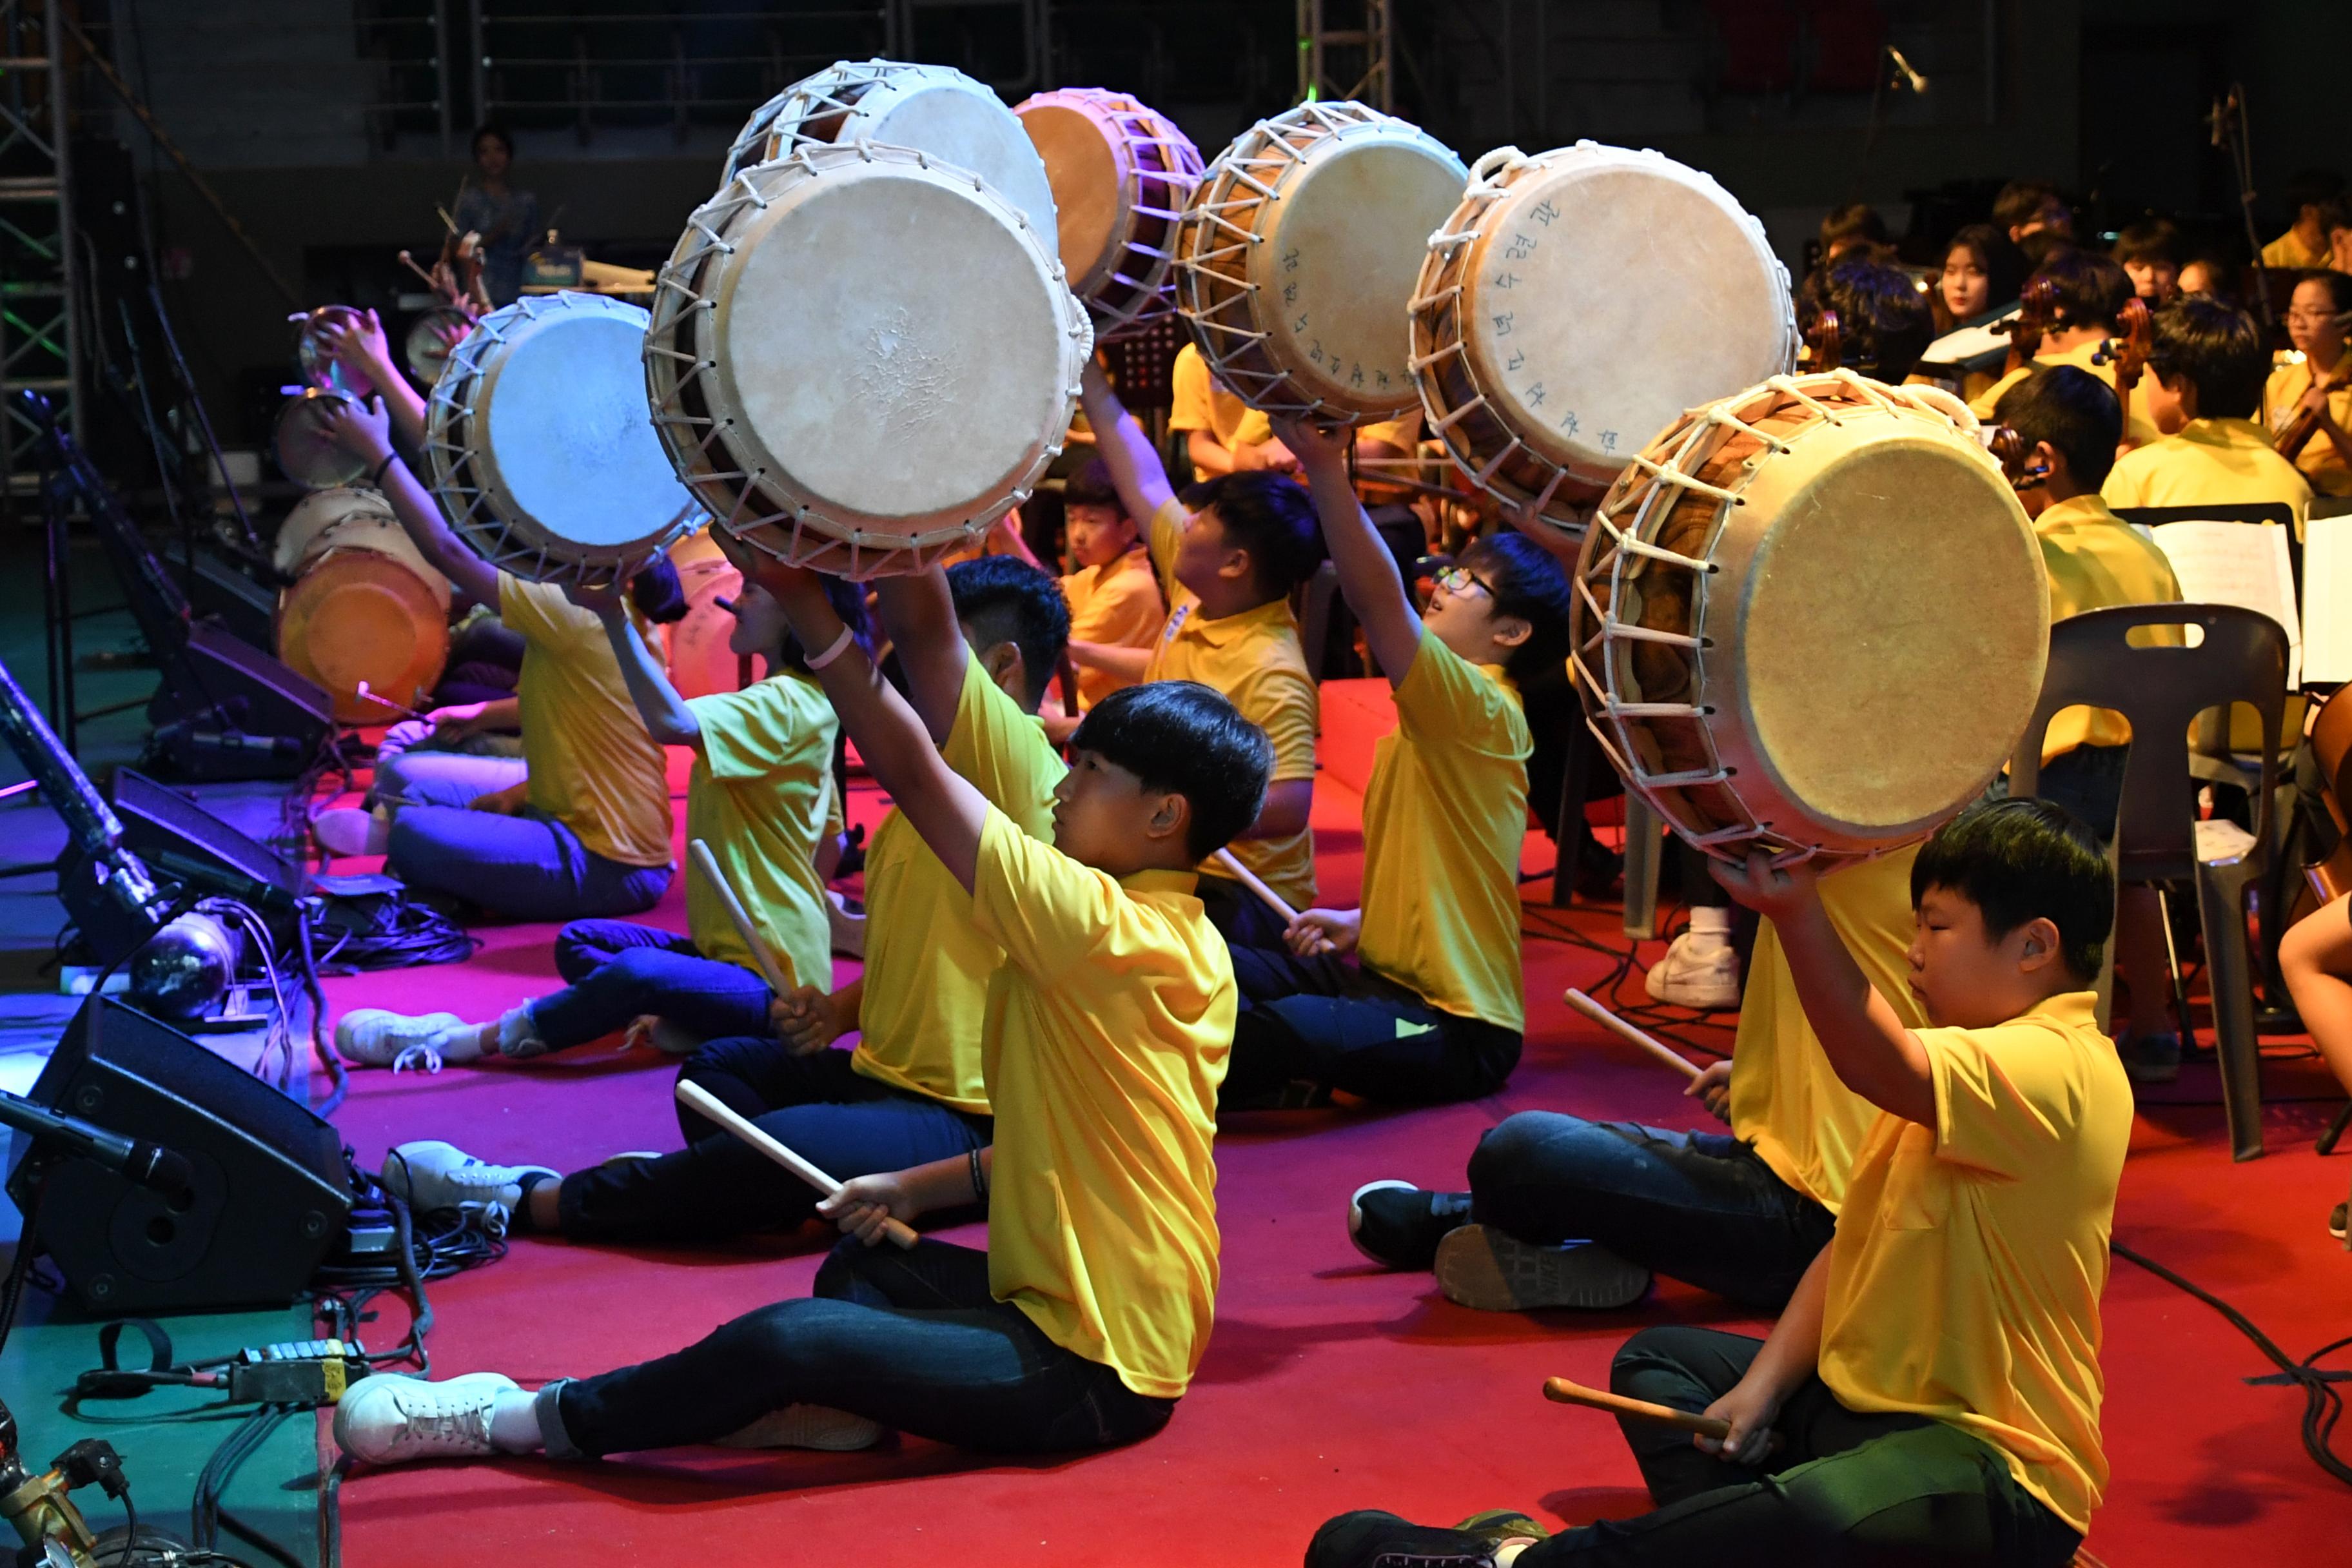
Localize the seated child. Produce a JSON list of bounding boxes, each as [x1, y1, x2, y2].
[[1217, 418, 1572, 1109], [1798, 255, 1934, 380], [1170, 339, 1294, 477], [2264, 269, 2352, 498], [1310, 798, 2129, 1568], [1970, 249, 2162, 448], [333, 540, 867, 1069], [1078, 360, 1324, 948], [376, 556, 1070, 1244], [2102, 294, 2317, 529], [331, 557, 1271, 1478], [1056, 458, 1166, 719]]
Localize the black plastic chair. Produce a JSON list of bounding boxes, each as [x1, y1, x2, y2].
[[2009, 603, 2289, 1161]]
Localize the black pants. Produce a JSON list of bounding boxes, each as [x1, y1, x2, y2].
[[1467, 1113, 1834, 1311], [1224, 942, 1521, 1106], [1196, 875, 1293, 952], [1514, 1326, 2081, 1565], [555, 1041, 990, 1243], [540, 1236, 1175, 1459]]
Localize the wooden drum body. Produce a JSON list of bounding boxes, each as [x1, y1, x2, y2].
[[426, 291, 701, 585], [272, 487, 453, 723], [1176, 101, 1466, 423], [1015, 88, 1202, 340], [1573, 372, 2048, 865], [646, 142, 1092, 579], [1413, 143, 1796, 541]]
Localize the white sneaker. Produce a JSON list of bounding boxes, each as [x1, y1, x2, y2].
[[314, 806, 391, 857], [335, 1009, 477, 1072], [382, 1141, 556, 1220], [826, 888, 867, 959], [1643, 923, 1740, 1011], [714, 1404, 885, 1451], [335, 1372, 517, 1466]]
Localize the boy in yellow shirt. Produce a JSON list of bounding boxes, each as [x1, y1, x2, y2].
[[2102, 295, 2315, 529], [1057, 458, 1166, 717], [333, 556, 1271, 1473], [1170, 339, 1294, 476], [1969, 250, 2161, 447], [2262, 168, 2345, 271], [1079, 358, 1324, 946], [1215, 417, 1571, 1110], [1313, 798, 2129, 1568], [2264, 270, 2352, 498], [334, 545, 866, 1072]]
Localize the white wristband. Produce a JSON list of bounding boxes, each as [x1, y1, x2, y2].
[[804, 623, 858, 671]]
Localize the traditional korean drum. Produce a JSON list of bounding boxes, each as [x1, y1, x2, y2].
[[425, 291, 701, 585], [645, 141, 1092, 578], [272, 487, 453, 724], [1015, 87, 1202, 340], [1412, 143, 1796, 540], [272, 390, 370, 489], [1174, 101, 1466, 423], [404, 306, 476, 386], [1573, 371, 2049, 865]]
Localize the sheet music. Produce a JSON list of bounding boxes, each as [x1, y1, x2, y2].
[[2150, 520, 2301, 688], [2302, 514, 2352, 687]]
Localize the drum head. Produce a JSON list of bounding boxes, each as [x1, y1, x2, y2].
[[275, 486, 398, 574], [1020, 98, 1129, 289], [405, 308, 472, 386], [276, 551, 451, 725], [274, 392, 369, 489]]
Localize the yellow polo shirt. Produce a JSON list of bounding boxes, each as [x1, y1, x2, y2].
[[1729, 845, 1923, 1215], [1356, 638, 1531, 1032], [1146, 499, 1318, 910], [2264, 353, 2352, 498], [1170, 341, 1273, 453], [972, 808, 1231, 1400], [2101, 416, 2314, 534], [499, 575, 673, 868], [852, 655, 1063, 1114], [2262, 229, 2330, 271], [1970, 337, 2162, 450], [1061, 545, 1166, 711], [1821, 990, 2130, 1534], [683, 674, 836, 989], [2033, 495, 2185, 760]]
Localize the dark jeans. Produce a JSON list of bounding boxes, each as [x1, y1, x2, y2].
[[387, 797, 671, 923], [1513, 1326, 2081, 1565], [556, 1040, 990, 1243], [1224, 942, 1521, 1106], [528, 919, 774, 1053], [538, 1235, 1176, 1459], [1195, 874, 1295, 952], [1468, 1114, 1834, 1311]]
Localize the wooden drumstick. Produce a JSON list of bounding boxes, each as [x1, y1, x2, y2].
[[1212, 847, 1298, 925], [355, 680, 427, 721], [687, 838, 793, 999], [677, 1081, 919, 1250], [1562, 988, 1704, 1081], [1543, 1377, 1730, 1440]]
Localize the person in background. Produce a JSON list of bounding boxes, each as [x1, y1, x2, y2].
[[1994, 178, 2073, 264], [1169, 340, 1294, 478], [1056, 459, 1166, 726], [1817, 202, 1888, 264], [452, 125, 541, 308], [2112, 217, 2184, 306], [1798, 256, 1936, 382], [2176, 252, 2235, 304], [2324, 196, 2352, 278], [2265, 270, 2352, 498], [2262, 168, 2346, 273], [2103, 295, 2314, 531], [1970, 250, 2160, 447], [1932, 222, 2029, 333]]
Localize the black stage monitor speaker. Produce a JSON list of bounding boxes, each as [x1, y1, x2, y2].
[[146, 622, 333, 783], [6, 997, 351, 1313], [109, 768, 306, 914]]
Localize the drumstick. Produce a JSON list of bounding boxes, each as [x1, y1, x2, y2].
[[677, 1081, 919, 1250], [1562, 988, 1704, 1081], [354, 680, 427, 721], [687, 838, 794, 999], [395, 250, 441, 290], [1543, 1377, 1730, 1440], [1212, 847, 1298, 925]]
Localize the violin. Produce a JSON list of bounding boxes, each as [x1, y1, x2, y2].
[[1803, 307, 1843, 373], [2099, 297, 2151, 444], [2276, 357, 2351, 463], [2306, 690, 2352, 905], [1997, 274, 2062, 376]]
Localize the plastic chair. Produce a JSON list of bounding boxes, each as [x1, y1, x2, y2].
[[2008, 603, 2289, 1161]]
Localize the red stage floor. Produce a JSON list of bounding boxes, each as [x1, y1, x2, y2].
[[320, 692, 2352, 1567]]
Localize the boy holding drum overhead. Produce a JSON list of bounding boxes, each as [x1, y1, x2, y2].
[[1213, 415, 1573, 1109], [1078, 360, 1325, 947], [331, 553, 1271, 1480], [1311, 800, 2127, 1568]]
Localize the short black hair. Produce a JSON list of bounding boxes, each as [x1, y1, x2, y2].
[[1177, 472, 1323, 599], [1819, 202, 1888, 253], [629, 556, 688, 623], [2030, 248, 2132, 333], [1994, 179, 2068, 233], [2285, 167, 2346, 216], [1943, 223, 2030, 309], [1912, 797, 2113, 983], [2324, 195, 2352, 237], [2298, 268, 2352, 320], [946, 554, 1071, 711], [774, 573, 872, 674], [1798, 257, 1936, 381], [1068, 681, 1273, 861], [1062, 458, 1122, 512], [2112, 217, 2183, 267], [1994, 364, 2122, 491], [2148, 295, 2269, 418]]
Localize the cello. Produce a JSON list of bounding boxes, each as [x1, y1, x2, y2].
[[1803, 306, 1843, 373], [2094, 296, 2152, 450], [1997, 273, 2062, 377], [2275, 358, 2351, 463]]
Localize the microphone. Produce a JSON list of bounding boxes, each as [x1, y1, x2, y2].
[[0, 1090, 191, 1197], [1886, 46, 1928, 95]]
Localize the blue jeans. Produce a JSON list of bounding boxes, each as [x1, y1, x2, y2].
[[1467, 1115, 1834, 1311], [536, 1235, 1174, 1458], [371, 720, 526, 807], [526, 919, 772, 1053], [386, 790, 670, 922], [1225, 942, 1521, 1106], [554, 1040, 991, 1242]]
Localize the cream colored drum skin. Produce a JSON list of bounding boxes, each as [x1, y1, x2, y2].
[[647, 142, 1090, 579], [1015, 88, 1202, 340], [1177, 101, 1466, 422], [1573, 371, 2048, 865], [725, 58, 1058, 242], [1413, 143, 1795, 538], [427, 291, 701, 585]]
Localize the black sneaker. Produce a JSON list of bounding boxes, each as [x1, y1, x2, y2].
[[1349, 1181, 1472, 1270], [1307, 1509, 1545, 1568], [2330, 1202, 2346, 1242]]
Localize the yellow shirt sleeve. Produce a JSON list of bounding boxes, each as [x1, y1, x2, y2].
[[1237, 661, 1319, 786], [940, 652, 1064, 839]]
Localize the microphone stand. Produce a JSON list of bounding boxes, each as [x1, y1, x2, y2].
[[2210, 84, 2275, 331]]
